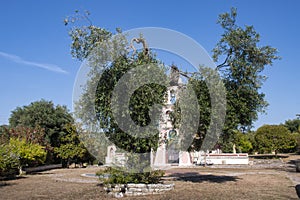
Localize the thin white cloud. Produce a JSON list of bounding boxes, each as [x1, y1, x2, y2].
[[0, 51, 68, 74]]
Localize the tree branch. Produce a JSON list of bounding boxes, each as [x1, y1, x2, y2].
[[216, 48, 232, 71]]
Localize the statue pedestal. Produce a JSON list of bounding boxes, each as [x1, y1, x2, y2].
[[154, 145, 167, 167], [179, 151, 192, 166]]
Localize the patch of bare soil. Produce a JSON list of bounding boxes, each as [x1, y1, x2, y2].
[[0, 168, 106, 200], [1, 157, 300, 200]]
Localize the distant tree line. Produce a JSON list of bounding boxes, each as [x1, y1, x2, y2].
[[223, 121, 299, 155]]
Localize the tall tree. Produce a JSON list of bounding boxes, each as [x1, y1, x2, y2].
[[188, 8, 279, 152], [9, 99, 74, 148], [54, 124, 92, 167], [213, 8, 279, 131], [212, 8, 279, 148], [67, 8, 279, 159], [67, 12, 168, 171], [9, 100, 74, 163]]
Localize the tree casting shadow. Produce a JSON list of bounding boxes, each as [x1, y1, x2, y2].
[[166, 172, 240, 183], [0, 181, 17, 188]]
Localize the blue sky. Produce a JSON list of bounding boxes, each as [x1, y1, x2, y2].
[[0, 0, 299, 130]]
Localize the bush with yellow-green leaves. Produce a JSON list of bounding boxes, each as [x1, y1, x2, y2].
[[0, 138, 47, 176]]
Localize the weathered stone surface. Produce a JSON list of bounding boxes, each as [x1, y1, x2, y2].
[[128, 183, 146, 188], [127, 188, 143, 192], [104, 183, 175, 197], [114, 192, 124, 198]]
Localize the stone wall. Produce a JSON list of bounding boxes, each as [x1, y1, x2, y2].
[[104, 183, 175, 197], [196, 154, 249, 165]]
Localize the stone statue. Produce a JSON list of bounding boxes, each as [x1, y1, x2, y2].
[[233, 144, 236, 154]]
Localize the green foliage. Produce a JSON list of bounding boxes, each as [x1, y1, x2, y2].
[[9, 138, 47, 169], [181, 8, 279, 152], [91, 52, 166, 172], [64, 10, 112, 61], [95, 53, 166, 153], [220, 130, 253, 153], [68, 8, 279, 162], [237, 137, 252, 153], [284, 119, 300, 133], [211, 8, 279, 150], [9, 99, 74, 162], [54, 124, 91, 165], [232, 130, 252, 153], [69, 25, 112, 61], [97, 167, 165, 184], [187, 67, 226, 151], [293, 133, 300, 154], [1, 126, 47, 175], [0, 144, 19, 176], [68, 15, 167, 164], [254, 125, 297, 154], [284, 119, 300, 153], [0, 125, 10, 144], [213, 8, 279, 131]]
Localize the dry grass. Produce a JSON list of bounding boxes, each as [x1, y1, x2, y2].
[[0, 159, 300, 200]]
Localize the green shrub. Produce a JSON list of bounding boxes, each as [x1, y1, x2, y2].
[[0, 144, 19, 178], [9, 138, 47, 173], [254, 125, 297, 154], [96, 167, 165, 184]]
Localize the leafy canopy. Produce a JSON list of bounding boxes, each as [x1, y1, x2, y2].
[[213, 8, 279, 132], [67, 8, 279, 156], [254, 125, 296, 154], [0, 143, 19, 174], [9, 99, 74, 148], [9, 138, 46, 168], [284, 119, 300, 133], [54, 124, 89, 163], [67, 15, 167, 156], [187, 8, 279, 152]]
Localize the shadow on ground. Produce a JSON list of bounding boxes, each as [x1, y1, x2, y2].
[[0, 181, 17, 187], [29, 172, 54, 175], [165, 172, 239, 183], [0, 175, 26, 181], [275, 159, 298, 173]]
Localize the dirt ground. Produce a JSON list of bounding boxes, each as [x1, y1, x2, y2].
[[1, 155, 300, 200]]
